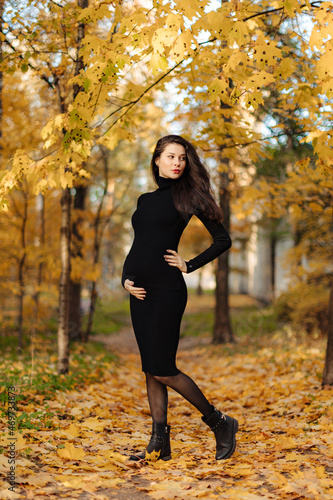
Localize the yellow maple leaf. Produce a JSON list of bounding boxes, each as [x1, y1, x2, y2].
[[145, 449, 161, 462], [152, 28, 178, 54], [317, 48, 333, 78], [274, 435, 297, 450], [227, 20, 249, 45], [15, 435, 28, 451], [170, 31, 193, 63], [57, 442, 85, 461], [66, 424, 80, 438], [0, 487, 17, 499], [149, 53, 169, 75], [208, 77, 229, 100], [283, 0, 303, 16], [81, 417, 106, 432], [61, 477, 97, 491], [24, 473, 51, 487]]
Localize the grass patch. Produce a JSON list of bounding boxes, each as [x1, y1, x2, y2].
[[0, 338, 117, 431], [0, 296, 130, 431], [181, 296, 279, 339], [181, 311, 213, 337], [231, 304, 279, 338], [0, 340, 117, 402], [82, 296, 131, 336], [180, 294, 283, 356]]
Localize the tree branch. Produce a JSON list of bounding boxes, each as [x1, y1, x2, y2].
[[243, 1, 323, 22], [99, 38, 217, 134], [200, 133, 287, 151], [49, 0, 65, 7], [3, 37, 55, 89]]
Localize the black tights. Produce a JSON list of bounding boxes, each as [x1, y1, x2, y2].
[[145, 371, 213, 424]]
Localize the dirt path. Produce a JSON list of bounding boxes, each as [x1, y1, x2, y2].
[[92, 326, 211, 355]]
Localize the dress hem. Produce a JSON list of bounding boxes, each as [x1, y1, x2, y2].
[[142, 367, 181, 377]]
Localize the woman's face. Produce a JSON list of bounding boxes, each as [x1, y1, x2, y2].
[[155, 143, 186, 180]]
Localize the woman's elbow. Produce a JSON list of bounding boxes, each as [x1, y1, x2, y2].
[[216, 236, 232, 253]]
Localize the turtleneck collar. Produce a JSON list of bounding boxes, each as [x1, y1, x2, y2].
[[157, 175, 174, 190]]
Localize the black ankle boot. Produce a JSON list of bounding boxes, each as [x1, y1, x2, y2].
[[129, 422, 171, 461], [202, 406, 239, 460]]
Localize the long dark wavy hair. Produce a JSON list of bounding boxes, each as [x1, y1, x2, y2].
[[151, 135, 224, 223]]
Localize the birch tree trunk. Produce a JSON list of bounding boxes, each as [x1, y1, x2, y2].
[[33, 194, 45, 328], [57, 187, 71, 374]]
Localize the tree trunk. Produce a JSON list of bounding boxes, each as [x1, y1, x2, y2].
[[0, 0, 2, 154], [69, 184, 87, 341], [84, 147, 109, 342], [57, 0, 88, 372], [58, 188, 71, 374], [196, 268, 203, 296], [33, 194, 45, 330], [17, 190, 28, 350], [84, 281, 97, 342], [69, 282, 82, 340], [73, 0, 88, 99], [270, 231, 276, 301], [0, 1, 3, 322], [68, 0, 89, 342], [213, 170, 233, 344], [212, 60, 233, 344], [322, 277, 333, 385]]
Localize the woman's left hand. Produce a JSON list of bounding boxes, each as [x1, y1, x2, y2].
[[164, 249, 187, 273]]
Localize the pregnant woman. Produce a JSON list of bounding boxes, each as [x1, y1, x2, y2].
[[121, 135, 238, 461]]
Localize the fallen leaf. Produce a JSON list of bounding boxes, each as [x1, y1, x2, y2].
[[57, 442, 85, 461]]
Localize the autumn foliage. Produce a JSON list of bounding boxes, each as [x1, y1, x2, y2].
[[1, 320, 332, 499], [0, 4, 333, 495]]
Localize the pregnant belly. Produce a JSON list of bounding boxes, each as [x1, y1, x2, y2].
[[124, 253, 184, 289]]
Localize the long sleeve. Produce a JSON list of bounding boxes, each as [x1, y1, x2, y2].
[[121, 266, 128, 289], [185, 211, 232, 274]]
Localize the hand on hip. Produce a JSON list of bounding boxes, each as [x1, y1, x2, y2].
[[164, 249, 187, 273]]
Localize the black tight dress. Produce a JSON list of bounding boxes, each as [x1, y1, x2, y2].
[[121, 175, 232, 377]]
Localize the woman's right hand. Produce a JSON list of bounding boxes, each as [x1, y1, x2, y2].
[[124, 279, 147, 300]]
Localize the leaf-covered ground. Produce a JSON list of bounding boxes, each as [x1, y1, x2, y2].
[[1, 323, 333, 499]]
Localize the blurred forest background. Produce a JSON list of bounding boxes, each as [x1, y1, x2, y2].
[[0, 0, 332, 384]]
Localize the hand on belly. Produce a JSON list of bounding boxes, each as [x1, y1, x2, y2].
[[124, 279, 147, 300]]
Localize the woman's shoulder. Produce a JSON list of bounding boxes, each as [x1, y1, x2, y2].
[[137, 191, 155, 205]]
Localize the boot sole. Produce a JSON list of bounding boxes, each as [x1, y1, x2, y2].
[[216, 418, 239, 460], [129, 454, 143, 461], [129, 453, 171, 461]]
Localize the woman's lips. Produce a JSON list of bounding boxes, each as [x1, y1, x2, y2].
[[172, 169, 180, 173]]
